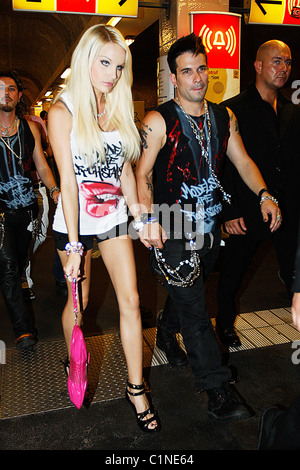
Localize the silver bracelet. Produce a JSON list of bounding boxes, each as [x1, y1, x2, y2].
[[260, 195, 278, 206], [132, 214, 158, 232], [50, 186, 60, 199]]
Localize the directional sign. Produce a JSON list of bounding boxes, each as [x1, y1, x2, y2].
[[249, 0, 300, 24], [12, 0, 138, 16]]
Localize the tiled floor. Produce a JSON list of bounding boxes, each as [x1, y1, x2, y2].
[[1, 307, 299, 420]]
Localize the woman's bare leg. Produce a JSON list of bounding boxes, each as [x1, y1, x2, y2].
[[57, 248, 92, 356], [99, 235, 158, 429]]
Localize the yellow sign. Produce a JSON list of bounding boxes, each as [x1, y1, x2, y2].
[[12, 0, 138, 16], [96, 0, 138, 16], [249, 0, 300, 24], [13, 0, 55, 11]]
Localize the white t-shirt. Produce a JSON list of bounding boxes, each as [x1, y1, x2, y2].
[[52, 92, 127, 236]]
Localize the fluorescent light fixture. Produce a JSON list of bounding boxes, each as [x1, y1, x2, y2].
[[106, 17, 122, 27], [60, 68, 71, 79], [125, 36, 135, 46]]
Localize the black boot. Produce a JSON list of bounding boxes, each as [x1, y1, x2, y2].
[[216, 323, 241, 348], [156, 311, 188, 367], [206, 382, 252, 422]]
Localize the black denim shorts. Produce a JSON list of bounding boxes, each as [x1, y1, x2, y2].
[[53, 222, 128, 252]]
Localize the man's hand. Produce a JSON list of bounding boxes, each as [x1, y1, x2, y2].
[[139, 221, 168, 249], [225, 217, 247, 235], [260, 198, 282, 232]]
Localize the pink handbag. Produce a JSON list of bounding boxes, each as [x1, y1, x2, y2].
[[68, 279, 90, 409]]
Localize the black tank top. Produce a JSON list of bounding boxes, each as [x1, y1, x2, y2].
[[0, 118, 36, 210], [153, 100, 230, 235]]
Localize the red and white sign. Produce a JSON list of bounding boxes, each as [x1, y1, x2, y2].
[[249, 0, 300, 25], [190, 12, 241, 69]]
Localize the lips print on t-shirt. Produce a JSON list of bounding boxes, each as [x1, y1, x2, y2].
[[80, 181, 122, 217]]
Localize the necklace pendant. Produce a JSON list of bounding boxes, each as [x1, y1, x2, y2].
[[97, 105, 106, 119]]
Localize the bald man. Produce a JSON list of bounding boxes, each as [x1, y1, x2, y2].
[[216, 40, 300, 347]]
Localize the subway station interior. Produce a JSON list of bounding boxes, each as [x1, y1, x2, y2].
[[1, 0, 300, 452]]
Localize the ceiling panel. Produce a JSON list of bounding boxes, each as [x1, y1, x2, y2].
[[0, 0, 162, 108]]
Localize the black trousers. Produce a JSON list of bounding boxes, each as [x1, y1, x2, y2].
[[217, 220, 299, 330], [0, 204, 38, 339], [268, 394, 300, 449], [151, 229, 231, 391]]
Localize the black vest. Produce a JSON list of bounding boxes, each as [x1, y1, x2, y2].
[[153, 100, 230, 235]]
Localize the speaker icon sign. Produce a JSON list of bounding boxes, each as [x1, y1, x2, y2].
[[190, 12, 241, 69]]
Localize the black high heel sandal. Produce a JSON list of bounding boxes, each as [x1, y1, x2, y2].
[[125, 380, 161, 432]]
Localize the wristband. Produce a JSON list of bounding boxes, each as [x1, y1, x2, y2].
[[258, 188, 268, 199]]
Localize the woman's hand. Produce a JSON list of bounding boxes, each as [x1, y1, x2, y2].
[[64, 253, 81, 282]]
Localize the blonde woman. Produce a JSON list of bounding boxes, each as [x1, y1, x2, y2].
[[48, 24, 160, 432]]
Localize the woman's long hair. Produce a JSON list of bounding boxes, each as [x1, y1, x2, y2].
[[54, 24, 140, 167]]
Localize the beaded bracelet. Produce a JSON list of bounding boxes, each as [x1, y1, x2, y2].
[[50, 186, 60, 199], [132, 214, 158, 232], [260, 195, 278, 206], [65, 241, 84, 256]]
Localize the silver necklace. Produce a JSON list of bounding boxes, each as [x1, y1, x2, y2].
[[0, 118, 17, 137], [0, 121, 23, 169], [97, 105, 106, 118], [175, 98, 231, 204]]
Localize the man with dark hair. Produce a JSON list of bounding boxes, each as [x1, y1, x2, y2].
[[0, 71, 59, 349], [216, 40, 300, 348], [166, 32, 207, 74], [136, 34, 281, 421]]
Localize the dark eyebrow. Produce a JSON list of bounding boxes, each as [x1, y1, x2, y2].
[[273, 56, 292, 62]]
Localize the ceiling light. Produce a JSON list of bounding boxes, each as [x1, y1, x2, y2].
[[45, 90, 52, 97], [106, 17, 122, 27], [60, 68, 71, 79], [125, 36, 135, 46]]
